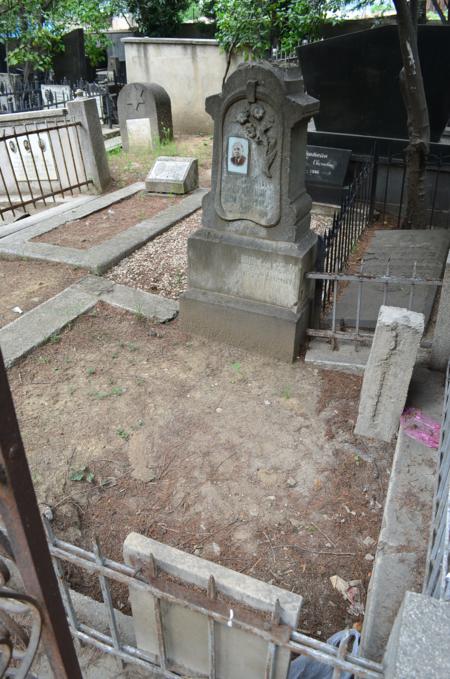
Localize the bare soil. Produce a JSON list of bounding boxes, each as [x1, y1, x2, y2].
[[8, 304, 394, 638], [0, 258, 85, 328], [32, 192, 181, 250]]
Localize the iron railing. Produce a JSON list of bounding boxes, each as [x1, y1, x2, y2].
[[0, 115, 92, 222], [315, 158, 375, 310], [307, 260, 442, 348], [0, 79, 121, 128], [424, 361, 450, 601]]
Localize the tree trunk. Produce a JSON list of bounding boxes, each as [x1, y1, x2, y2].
[[393, 0, 430, 229]]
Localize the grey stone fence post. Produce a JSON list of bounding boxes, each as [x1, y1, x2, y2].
[[431, 249, 450, 371], [67, 97, 111, 194]]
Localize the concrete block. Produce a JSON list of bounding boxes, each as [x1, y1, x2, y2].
[[124, 533, 302, 679], [361, 367, 443, 662], [384, 592, 450, 678], [68, 97, 111, 193], [145, 156, 198, 194], [354, 305, 424, 442], [431, 249, 450, 371]]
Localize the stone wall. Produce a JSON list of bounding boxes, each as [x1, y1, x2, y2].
[[122, 38, 243, 134]]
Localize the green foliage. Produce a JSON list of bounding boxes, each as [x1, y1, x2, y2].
[[70, 466, 95, 482], [126, 0, 191, 37], [214, 0, 345, 59], [0, 0, 124, 78]]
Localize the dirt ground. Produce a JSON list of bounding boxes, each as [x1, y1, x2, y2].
[[32, 192, 181, 250], [8, 304, 394, 638], [0, 259, 85, 328]]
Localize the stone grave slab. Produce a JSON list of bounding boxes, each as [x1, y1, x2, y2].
[[117, 82, 173, 152], [145, 156, 198, 194]]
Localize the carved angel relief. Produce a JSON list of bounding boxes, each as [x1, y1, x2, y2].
[[235, 103, 278, 178]]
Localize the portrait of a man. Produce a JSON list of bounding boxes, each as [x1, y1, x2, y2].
[[227, 136, 249, 175]]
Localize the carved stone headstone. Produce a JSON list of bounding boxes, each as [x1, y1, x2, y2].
[[180, 62, 320, 361], [117, 82, 173, 152]]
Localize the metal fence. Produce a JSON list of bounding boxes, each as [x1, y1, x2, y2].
[[0, 79, 120, 128], [315, 158, 375, 310], [307, 260, 442, 349], [424, 361, 450, 601], [0, 115, 92, 222]]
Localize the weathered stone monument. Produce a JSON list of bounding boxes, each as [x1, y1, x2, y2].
[[117, 82, 173, 152], [180, 61, 320, 361]]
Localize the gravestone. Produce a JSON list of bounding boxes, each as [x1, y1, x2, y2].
[[180, 61, 320, 361], [146, 156, 198, 194], [305, 144, 351, 203], [117, 82, 173, 152]]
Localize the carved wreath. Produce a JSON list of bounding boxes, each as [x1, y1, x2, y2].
[[235, 103, 277, 178]]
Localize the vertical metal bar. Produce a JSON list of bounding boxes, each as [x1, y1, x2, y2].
[[264, 599, 280, 679], [0, 349, 83, 678], [369, 144, 378, 223], [382, 149, 391, 223], [429, 157, 441, 228], [14, 126, 37, 209], [397, 155, 407, 228], [409, 261, 417, 310], [154, 596, 167, 672], [73, 121, 88, 186], [23, 124, 47, 206], [63, 118, 81, 188], [383, 258, 391, 306], [93, 537, 122, 654], [55, 122, 73, 196], [207, 575, 216, 679], [38, 121, 61, 202], [355, 260, 364, 342], [0, 161, 16, 219]]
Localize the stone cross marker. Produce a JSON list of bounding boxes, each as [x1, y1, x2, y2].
[[117, 82, 173, 152], [180, 62, 320, 361]]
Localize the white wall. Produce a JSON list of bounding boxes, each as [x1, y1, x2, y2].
[[122, 38, 243, 134]]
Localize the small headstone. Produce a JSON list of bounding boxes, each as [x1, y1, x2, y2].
[[117, 82, 173, 152], [145, 156, 198, 194], [305, 145, 351, 187]]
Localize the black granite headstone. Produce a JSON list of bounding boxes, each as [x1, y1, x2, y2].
[[298, 25, 450, 142], [305, 145, 351, 186]]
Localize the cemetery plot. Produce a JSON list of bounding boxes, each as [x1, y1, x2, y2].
[[0, 259, 84, 328], [6, 303, 394, 639], [31, 191, 181, 250], [107, 206, 335, 300]]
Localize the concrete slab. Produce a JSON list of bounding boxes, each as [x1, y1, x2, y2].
[[0, 284, 96, 367], [384, 592, 450, 678], [305, 338, 370, 374], [0, 275, 180, 366], [361, 366, 445, 662], [0, 188, 206, 274], [124, 533, 302, 679], [328, 229, 450, 329], [0, 182, 144, 241], [354, 306, 424, 442]]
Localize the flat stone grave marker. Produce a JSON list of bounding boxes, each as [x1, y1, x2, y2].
[[145, 156, 198, 194], [117, 82, 173, 152]]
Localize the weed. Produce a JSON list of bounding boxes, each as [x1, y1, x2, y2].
[[48, 332, 62, 345], [134, 306, 146, 323], [354, 454, 361, 466], [37, 356, 50, 365], [111, 351, 119, 359], [87, 367, 96, 376], [117, 427, 130, 441], [107, 147, 122, 156], [281, 386, 292, 400], [128, 343, 138, 352], [91, 386, 125, 399], [231, 362, 241, 374], [70, 466, 95, 483]]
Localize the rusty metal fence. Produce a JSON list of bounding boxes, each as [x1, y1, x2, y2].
[[307, 260, 442, 349], [0, 115, 92, 223], [424, 361, 450, 601]]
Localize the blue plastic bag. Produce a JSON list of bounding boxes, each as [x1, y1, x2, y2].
[[287, 629, 360, 679]]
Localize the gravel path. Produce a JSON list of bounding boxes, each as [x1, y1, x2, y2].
[[106, 209, 332, 299]]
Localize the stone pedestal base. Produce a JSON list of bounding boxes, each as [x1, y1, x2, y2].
[[180, 228, 316, 362]]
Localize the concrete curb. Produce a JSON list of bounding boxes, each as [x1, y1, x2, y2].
[[0, 275, 179, 367], [0, 187, 206, 274]]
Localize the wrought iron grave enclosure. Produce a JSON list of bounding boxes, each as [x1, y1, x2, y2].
[[0, 113, 91, 223]]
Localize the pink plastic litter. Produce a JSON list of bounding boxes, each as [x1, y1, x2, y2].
[[400, 408, 441, 449]]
